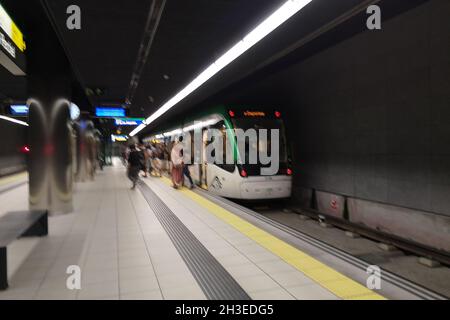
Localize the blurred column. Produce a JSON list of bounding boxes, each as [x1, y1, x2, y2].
[[26, 4, 73, 214]]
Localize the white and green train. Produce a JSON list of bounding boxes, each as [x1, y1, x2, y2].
[[144, 106, 293, 200]]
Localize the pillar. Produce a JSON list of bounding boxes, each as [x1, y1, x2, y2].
[[26, 1, 73, 214]]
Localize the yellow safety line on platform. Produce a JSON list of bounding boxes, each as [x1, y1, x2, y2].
[[0, 172, 27, 187], [158, 177, 385, 300]]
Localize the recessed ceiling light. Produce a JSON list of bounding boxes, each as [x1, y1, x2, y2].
[[131, 0, 313, 137], [163, 74, 170, 80]]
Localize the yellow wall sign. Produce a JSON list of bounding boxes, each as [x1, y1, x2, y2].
[[11, 22, 25, 51], [0, 4, 26, 52]]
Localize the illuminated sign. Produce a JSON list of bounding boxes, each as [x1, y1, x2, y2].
[[0, 4, 26, 75], [95, 106, 126, 118], [244, 111, 266, 117], [115, 118, 144, 126], [0, 5, 25, 52], [111, 134, 128, 142], [0, 32, 15, 57], [10, 104, 28, 115]]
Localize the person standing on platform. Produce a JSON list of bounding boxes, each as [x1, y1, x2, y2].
[[127, 144, 142, 190], [170, 138, 184, 189], [85, 122, 97, 180], [145, 144, 154, 176], [167, 140, 174, 175], [137, 143, 148, 178], [151, 143, 163, 177]]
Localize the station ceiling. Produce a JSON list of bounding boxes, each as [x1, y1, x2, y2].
[[0, 0, 429, 135], [42, 0, 285, 114]]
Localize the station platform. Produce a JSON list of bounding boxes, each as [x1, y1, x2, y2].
[[0, 162, 442, 300]]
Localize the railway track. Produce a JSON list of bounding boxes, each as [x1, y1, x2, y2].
[[234, 198, 450, 268]]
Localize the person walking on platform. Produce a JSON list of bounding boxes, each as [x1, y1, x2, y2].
[[127, 144, 142, 190], [183, 161, 194, 189], [178, 136, 194, 189], [170, 138, 184, 189]]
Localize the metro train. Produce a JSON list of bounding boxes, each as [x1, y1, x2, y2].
[[144, 106, 293, 200]]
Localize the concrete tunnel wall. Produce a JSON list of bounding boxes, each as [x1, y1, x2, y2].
[[235, 0, 450, 251]]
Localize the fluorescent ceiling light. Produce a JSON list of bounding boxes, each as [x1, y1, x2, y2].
[[183, 119, 217, 132], [0, 115, 29, 126], [130, 0, 312, 137], [161, 128, 183, 137], [130, 123, 147, 137], [146, 119, 218, 140]]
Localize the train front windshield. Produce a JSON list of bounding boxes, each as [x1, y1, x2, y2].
[[232, 118, 288, 176]]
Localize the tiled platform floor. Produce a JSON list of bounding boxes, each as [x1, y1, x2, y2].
[[0, 164, 386, 300]]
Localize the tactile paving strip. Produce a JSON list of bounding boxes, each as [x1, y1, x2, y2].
[[138, 181, 251, 300]]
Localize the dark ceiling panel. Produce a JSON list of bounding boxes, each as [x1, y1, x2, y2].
[[41, 0, 287, 118], [0, 0, 287, 132], [41, 0, 288, 134], [45, 0, 153, 106]]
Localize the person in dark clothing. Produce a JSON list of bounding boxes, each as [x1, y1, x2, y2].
[[178, 136, 194, 189], [137, 144, 147, 178], [127, 145, 142, 189], [183, 163, 194, 189]]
